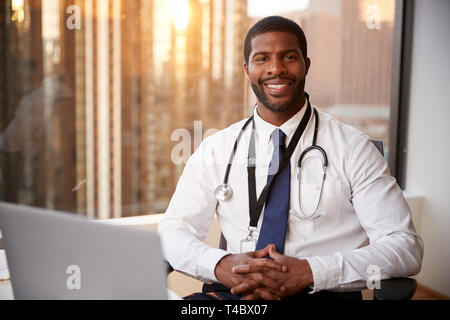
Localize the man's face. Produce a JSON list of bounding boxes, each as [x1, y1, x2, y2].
[[244, 32, 310, 113]]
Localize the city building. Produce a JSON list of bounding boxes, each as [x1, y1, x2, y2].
[[0, 0, 248, 218]]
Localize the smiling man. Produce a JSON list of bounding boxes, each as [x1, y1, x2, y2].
[[244, 29, 310, 126], [158, 16, 423, 300]]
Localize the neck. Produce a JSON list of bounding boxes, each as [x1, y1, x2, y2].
[[257, 95, 306, 127]]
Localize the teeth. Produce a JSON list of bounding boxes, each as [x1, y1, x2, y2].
[[267, 84, 288, 89]]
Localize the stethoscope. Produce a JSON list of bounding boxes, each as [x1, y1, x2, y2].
[[214, 94, 328, 221], [290, 108, 328, 220]]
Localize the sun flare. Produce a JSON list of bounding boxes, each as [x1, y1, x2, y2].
[[170, 0, 189, 31]]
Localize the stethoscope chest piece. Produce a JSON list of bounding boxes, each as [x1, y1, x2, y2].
[[215, 184, 233, 201]]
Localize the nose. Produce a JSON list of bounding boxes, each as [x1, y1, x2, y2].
[[267, 57, 287, 76]]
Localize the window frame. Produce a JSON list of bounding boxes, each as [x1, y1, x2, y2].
[[389, 0, 415, 189]]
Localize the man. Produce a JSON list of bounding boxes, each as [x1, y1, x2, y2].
[[158, 16, 423, 300]]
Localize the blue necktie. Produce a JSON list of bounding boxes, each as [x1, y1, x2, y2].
[[256, 129, 290, 253]]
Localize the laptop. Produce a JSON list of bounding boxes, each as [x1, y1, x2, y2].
[[0, 202, 168, 300]]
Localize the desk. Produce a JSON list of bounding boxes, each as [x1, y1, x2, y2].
[[0, 280, 182, 300], [0, 281, 13, 300]]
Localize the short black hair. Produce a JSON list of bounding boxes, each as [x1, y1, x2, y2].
[[244, 16, 308, 65]]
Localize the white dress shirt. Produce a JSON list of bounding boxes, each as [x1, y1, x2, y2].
[[158, 101, 424, 293]]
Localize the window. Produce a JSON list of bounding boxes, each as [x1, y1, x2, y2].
[[0, 0, 398, 219], [247, 0, 396, 158]]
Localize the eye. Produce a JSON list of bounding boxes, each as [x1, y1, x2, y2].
[[254, 56, 267, 63], [284, 54, 298, 61]]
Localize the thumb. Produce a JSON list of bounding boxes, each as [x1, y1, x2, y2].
[[252, 244, 271, 258], [268, 244, 283, 260]]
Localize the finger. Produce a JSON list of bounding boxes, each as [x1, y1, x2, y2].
[[232, 259, 285, 274], [241, 293, 258, 300], [232, 263, 286, 274], [233, 264, 272, 274], [251, 245, 272, 258], [231, 273, 281, 295], [240, 287, 283, 300], [231, 279, 258, 295], [269, 244, 283, 260], [252, 257, 287, 271], [250, 272, 280, 291], [232, 264, 253, 274], [253, 287, 282, 300]]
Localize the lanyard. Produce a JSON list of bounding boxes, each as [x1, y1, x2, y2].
[[247, 102, 312, 229]]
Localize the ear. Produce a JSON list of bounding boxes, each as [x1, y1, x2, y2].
[[243, 61, 249, 77], [304, 57, 311, 76]]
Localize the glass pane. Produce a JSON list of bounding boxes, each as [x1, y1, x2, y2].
[[0, 0, 396, 218], [248, 0, 395, 158]]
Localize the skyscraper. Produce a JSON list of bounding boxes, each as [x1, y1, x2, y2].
[[248, 0, 395, 147]]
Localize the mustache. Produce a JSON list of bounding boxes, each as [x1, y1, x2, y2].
[[259, 76, 297, 85]]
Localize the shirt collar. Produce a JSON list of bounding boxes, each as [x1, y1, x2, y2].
[[253, 98, 309, 146]]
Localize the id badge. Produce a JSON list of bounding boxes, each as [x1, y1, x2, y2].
[[240, 226, 257, 253], [240, 238, 257, 253]]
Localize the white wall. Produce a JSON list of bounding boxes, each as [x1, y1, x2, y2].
[[405, 0, 450, 297]]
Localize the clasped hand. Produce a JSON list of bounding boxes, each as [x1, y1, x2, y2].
[[214, 244, 314, 300]]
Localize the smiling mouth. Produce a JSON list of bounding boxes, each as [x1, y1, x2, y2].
[[266, 83, 290, 89], [263, 81, 294, 95]]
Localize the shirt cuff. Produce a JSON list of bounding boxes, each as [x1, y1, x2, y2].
[[305, 255, 341, 293], [196, 248, 230, 283]]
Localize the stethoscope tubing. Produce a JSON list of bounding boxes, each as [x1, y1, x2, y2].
[[216, 101, 328, 221]]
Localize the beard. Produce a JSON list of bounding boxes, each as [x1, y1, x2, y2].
[[250, 77, 305, 113]]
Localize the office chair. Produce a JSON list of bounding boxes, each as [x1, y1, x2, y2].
[[166, 140, 418, 300]]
